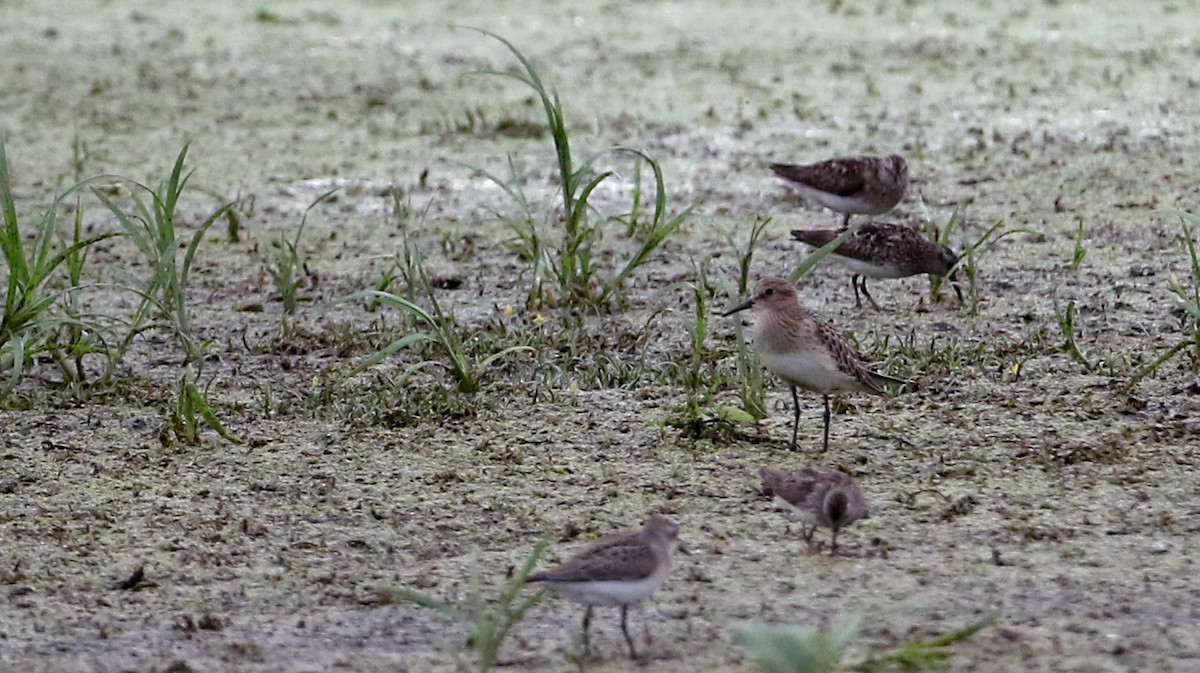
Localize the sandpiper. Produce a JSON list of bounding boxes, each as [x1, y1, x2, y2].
[[760, 467, 870, 554], [791, 222, 963, 309], [770, 154, 909, 226], [723, 277, 907, 452], [528, 516, 686, 660]]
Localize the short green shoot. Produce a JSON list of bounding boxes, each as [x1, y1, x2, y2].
[[266, 187, 336, 316], [923, 210, 960, 303], [1054, 295, 1093, 371], [1071, 216, 1087, 271], [378, 540, 547, 673], [171, 364, 242, 445], [957, 219, 1032, 315], [1125, 212, 1200, 391]]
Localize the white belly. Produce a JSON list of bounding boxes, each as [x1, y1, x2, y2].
[[544, 574, 666, 607], [789, 184, 887, 215], [776, 496, 824, 527], [837, 256, 904, 279], [759, 350, 866, 394]]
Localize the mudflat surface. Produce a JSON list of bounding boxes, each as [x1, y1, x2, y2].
[[2, 1, 1199, 672]]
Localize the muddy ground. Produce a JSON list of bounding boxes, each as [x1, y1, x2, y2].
[[2, 0, 1200, 672]]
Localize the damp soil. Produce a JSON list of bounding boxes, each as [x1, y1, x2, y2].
[[2, 1, 1200, 672]]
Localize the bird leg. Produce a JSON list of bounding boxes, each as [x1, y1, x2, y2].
[[857, 276, 881, 311], [789, 386, 801, 452], [821, 394, 832, 453], [581, 605, 593, 658], [829, 526, 840, 556], [851, 275, 863, 309], [620, 605, 640, 660]]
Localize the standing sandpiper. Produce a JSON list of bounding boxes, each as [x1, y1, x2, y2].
[[723, 277, 907, 452], [791, 222, 964, 309], [528, 516, 687, 660], [759, 466, 870, 554], [770, 154, 909, 226]]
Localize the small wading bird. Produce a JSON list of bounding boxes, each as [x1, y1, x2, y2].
[[527, 516, 687, 660], [723, 277, 908, 451], [759, 466, 870, 554], [770, 154, 909, 227], [791, 222, 964, 309]]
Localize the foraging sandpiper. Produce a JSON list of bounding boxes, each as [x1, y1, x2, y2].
[[791, 222, 963, 309], [723, 277, 907, 452], [770, 154, 909, 226], [528, 516, 686, 659], [760, 466, 870, 554]]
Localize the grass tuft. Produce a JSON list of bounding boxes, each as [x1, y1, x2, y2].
[[735, 614, 996, 673], [0, 140, 120, 395], [1124, 211, 1200, 391], [379, 540, 547, 673], [466, 28, 688, 309]]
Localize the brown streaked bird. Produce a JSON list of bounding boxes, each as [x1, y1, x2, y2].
[[723, 277, 908, 452], [759, 466, 870, 554], [791, 222, 964, 310], [770, 154, 909, 227], [528, 516, 686, 660]]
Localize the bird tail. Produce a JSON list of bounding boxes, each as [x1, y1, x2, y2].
[[770, 163, 806, 182], [790, 228, 841, 248]]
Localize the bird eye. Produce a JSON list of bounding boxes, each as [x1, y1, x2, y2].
[[764, 288, 774, 296]]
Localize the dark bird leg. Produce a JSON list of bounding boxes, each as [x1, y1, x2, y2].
[[789, 386, 801, 452], [851, 275, 863, 309], [581, 606, 593, 657], [948, 270, 965, 304], [821, 393, 832, 453], [620, 605, 640, 660], [829, 525, 840, 555], [858, 276, 881, 311]]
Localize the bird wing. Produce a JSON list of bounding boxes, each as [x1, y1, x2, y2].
[[813, 321, 907, 394], [771, 160, 866, 197], [529, 536, 659, 583], [760, 468, 826, 509]]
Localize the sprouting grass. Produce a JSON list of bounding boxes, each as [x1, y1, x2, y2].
[[1054, 294, 1093, 371], [1124, 211, 1200, 391], [378, 541, 547, 673], [923, 210, 960, 303], [734, 618, 860, 673], [96, 143, 231, 367], [734, 614, 995, 673], [1071, 216, 1087, 271], [266, 187, 337, 317], [721, 214, 772, 421], [955, 219, 1032, 315], [466, 28, 689, 309], [1, 140, 119, 395], [668, 257, 749, 433], [346, 218, 531, 394], [95, 144, 240, 443], [171, 364, 242, 445]]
